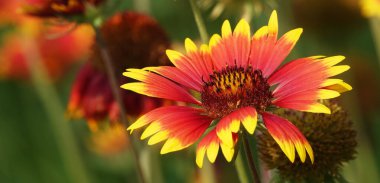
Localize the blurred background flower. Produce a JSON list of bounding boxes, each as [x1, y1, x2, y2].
[[0, 0, 93, 80], [0, 24, 93, 80], [66, 11, 171, 156]]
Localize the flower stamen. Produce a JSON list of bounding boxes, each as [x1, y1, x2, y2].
[[201, 66, 273, 118]]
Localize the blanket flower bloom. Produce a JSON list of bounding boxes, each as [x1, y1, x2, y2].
[[122, 11, 352, 168]]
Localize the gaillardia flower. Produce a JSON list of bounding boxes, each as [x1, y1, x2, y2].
[[122, 11, 351, 168]]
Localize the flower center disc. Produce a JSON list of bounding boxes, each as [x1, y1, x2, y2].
[[201, 66, 273, 118]]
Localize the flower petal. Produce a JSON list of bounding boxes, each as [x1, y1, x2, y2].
[[274, 100, 331, 114], [323, 81, 352, 93], [127, 106, 203, 132], [184, 38, 215, 80], [122, 69, 200, 104], [249, 11, 302, 77], [144, 66, 202, 91], [269, 56, 350, 113], [128, 106, 212, 154], [262, 112, 314, 163], [166, 46, 213, 85], [196, 129, 237, 168], [209, 19, 251, 69], [216, 107, 257, 148]]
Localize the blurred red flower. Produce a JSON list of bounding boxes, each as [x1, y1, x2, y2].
[[0, 24, 93, 80], [0, 1, 94, 80], [66, 11, 171, 132]]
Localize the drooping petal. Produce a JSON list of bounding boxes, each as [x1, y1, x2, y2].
[[262, 112, 314, 163], [196, 130, 219, 168], [216, 107, 257, 148], [122, 69, 200, 104], [127, 106, 213, 154], [196, 129, 237, 168]]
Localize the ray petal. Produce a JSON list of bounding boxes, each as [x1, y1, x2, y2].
[[262, 112, 314, 163], [122, 69, 200, 104]]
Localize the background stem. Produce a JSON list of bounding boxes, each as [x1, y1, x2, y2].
[[189, 0, 209, 43], [93, 26, 146, 183], [370, 18, 380, 68], [22, 31, 91, 183]]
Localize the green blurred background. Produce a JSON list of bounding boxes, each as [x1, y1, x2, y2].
[[1, 0, 380, 182]]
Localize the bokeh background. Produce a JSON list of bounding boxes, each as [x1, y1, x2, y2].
[[1, 0, 380, 182]]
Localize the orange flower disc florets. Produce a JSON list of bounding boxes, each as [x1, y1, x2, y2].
[[201, 66, 272, 118]]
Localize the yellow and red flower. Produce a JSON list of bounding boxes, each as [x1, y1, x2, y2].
[[122, 11, 351, 168]]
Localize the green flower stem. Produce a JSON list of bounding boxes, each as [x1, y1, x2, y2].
[[93, 25, 146, 183], [22, 33, 91, 183], [189, 0, 209, 43], [370, 18, 380, 68], [235, 152, 249, 183], [242, 134, 261, 183]]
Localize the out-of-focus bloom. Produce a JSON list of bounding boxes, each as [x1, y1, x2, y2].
[[258, 101, 357, 182], [66, 63, 165, 132], [66, 12, 170, 131], [361, 0, 380, 18], [0, 0, 93, 80], [91, 12, 170, 73], [123, 11, 352, 168], [90, 123, 129, 155], [0, 0, 22, 23], [22, 0, 104, 18]]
